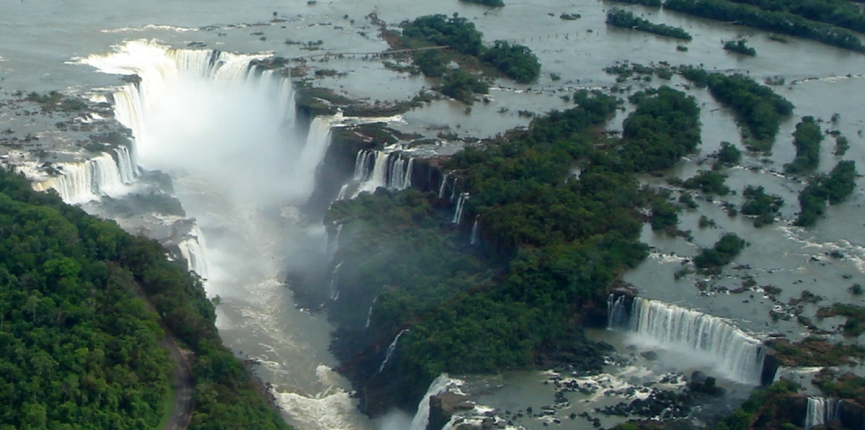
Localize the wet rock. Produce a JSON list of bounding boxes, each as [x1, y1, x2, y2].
[[640, 350, 658, 361], [428, 391, 475, 430]]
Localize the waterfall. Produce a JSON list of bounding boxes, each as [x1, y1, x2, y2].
[[351, 149, 415, 196], [607, 294, 629, 329], [80, 40, 332, 205], [627, 297, 765, 384], [470, 216, 480, 245], [452, 192, 469, 224], [378, 328, 408, 373], [326, 223, 343, 256], [450, 178, 459, 202], [805, 397, 841, 429], [365, 297, 377, 329], [112, 145, 137, 184], [353, 150, 373, 181], [335, 183, 349, 201], [438, 173, 450, 199], [178, 227, 209, 279], [409, 374, 460, 430], [30, 151, 130, 204], [329, 261, 343, 301]]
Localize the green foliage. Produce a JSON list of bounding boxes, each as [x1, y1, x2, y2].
[[328, 89, 653, 395], [694, 233, 746, 271], [834, 134, 849, 156], [664, 0, 865, 51], [402, 14, 485, 56], [611, 0, 663, 6], [813, 369, 865, 401], [683, 170, 731, 195], [784, 116, 823, 174], [606, 8, 693, 40], [440, 69, 489, 104], [0, 170, 290, 430], [460, 0, 504, 6], [620, 86, 702, 171], [726, 0, 865, 33], [723, 39, 757, 55], [414, 49, 447, 77], [741, 185, 784, 227], [715, 141, 742, 168], [0, 179, 171, 429], [401, 14, 541, 85], [480, 41, 541, 83], [650, 197, 680, 230], [817, 303, 865, 337], [795, 160, 858, 226], [688, 72, 794, 152], [713, 380, 801, 430]]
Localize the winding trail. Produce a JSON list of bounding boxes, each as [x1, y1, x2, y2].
[[160, 335, 194, 430]]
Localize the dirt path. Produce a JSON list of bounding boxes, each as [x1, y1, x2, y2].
[[160, 336, 194, 430]]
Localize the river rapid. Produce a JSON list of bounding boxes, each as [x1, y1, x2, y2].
[[1, 0, 864, 429]]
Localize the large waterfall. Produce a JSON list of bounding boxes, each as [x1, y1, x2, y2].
[[74, 40, 379, 430], [613, 296, 765, 384]]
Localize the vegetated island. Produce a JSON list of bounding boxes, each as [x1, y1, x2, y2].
[[606, 8, 693, 40], [459, 0, 504, 6], [0, 168, 290, 430], [295, 85, 713, 415], [663, 0, 865, 52], [380, 14, 540, 103], [723, 38, 757, 55]]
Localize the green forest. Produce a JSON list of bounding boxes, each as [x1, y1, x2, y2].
[[0, 169, 289, 430], [326, 86, 705, 404]]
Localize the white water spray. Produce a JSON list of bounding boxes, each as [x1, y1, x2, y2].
[[626, 298, 765, 384]]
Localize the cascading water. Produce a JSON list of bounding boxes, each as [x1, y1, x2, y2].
[[470, 216, 480, 245], [178, 225, 209, 280], [351, 149, 414, 196], [365, 296, 378, 329], [330, 261, 344, 301], [438, 172, 450, 199], [452, 192, 469, 224], [626, 297, 765, 384], [606, 294, 629, 329], [805, 397, 841, 429], [79, 40, 373, 430], [378, 329, 409, 373], [30, 150, 132, 204]]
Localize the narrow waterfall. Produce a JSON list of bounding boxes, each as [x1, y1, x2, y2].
[[606, 294, 629, 329], [438, 173, 450, 199], [329, 261, 343, 301], [335, 183, 349, 201], [627, 297, 765, 384], [378, 328, 409, 373], [30, 150, 130, 204], [450, 178, 459, 202], [365, 296, 377, 329], [470, 216, 480, 245], [112, 145, 137, 184], [409, 374, 460, 430], [805, 397, 841, 429], [452, 192, 469, 224], [326, 223, 343, 256]]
